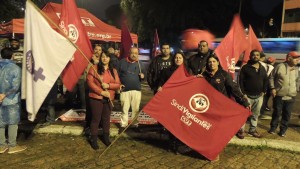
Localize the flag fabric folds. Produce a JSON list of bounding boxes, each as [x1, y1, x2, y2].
[[23, 1, 76, 121], [142, 65, 251, 160], [215, 15, 248, 73], [152, 29, 160, 57], [60, 0, 93, 91], [243, 25, 263, 63], [120, 17, 134, 59]]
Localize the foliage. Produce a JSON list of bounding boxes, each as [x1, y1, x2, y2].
[[121, 0, 240, 48], [0, 1, 24, 22]]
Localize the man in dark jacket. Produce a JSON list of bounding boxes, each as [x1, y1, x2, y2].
[[188, 40, 213, 76], [147, 43, 173, 94], [239, 49, 268, 138]]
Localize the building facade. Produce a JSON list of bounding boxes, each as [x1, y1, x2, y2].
[[281, 0, 300, 37]]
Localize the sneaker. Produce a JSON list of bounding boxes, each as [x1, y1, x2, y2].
[[0, 146, 8, 154], [235, 130, 245, 139], [268, 129, 276, 135], [278, 132, 286, 137], [265, 107, 271, 111], [248, 130, 262, 138], [259, 115, 272, 120], [39, 122, 52, 128], [8, 145, 27, 154], [177, 145, 193, 154]]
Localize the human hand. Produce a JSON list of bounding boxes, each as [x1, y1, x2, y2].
[[271, 89, 276, 97], [139, 73, 144, 79], [101, 91, 110, 98], [102, 83, 110, 89], [120, 84, 125, 91], [0, 94, 6, 102], [196, 74, 203, 78], [157, 86, 162, 92]]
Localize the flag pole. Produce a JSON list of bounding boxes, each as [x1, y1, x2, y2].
[[28, 0, 114, 107]]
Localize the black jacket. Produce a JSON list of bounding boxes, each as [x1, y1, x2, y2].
[[239, 62, 268, 96], [147, 55, 173, 91], [203, 69, 250, 107], [188, 49, 213, 75]]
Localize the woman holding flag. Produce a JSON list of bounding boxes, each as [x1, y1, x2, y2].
[[203, 54, 251, 139], [157, 51, 190, 154], [87, 50, 121, 150]]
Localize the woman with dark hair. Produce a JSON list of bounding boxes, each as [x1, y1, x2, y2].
[[157, 51, 190, 154], [157, 51, 189, 91], [87, 51, 120, 150], [203, 54, 250, 140], [203, 54, 249, 107]]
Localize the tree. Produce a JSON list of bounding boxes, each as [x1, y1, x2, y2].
[[0, 1, 23, 22], [121, 0, 240, 48]]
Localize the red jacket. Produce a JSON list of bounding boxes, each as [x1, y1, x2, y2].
[[87, 65, 120, 100]]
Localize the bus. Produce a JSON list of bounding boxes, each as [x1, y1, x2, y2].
[[258, 38, 300, 62], [213, 37, 300, 62]]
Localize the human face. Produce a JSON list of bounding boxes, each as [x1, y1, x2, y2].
[[161, 45, 170, 57], [208, 57, 219, 72], [129, 48, 139, 61], [174, 53, 184, 66], [94, 46, 102, 55], [250, 51, 260, 62], [287, 57, 300, 66], [10, 40, 20, 50], [101, 53, 110, 66], [198, 41, 209, 54]]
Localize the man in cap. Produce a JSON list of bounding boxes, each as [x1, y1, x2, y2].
[[268, 51, 300, 137]]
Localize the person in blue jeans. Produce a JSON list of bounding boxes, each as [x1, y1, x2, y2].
[[0, 47, 27, 154], [268, 51, 300, 137]]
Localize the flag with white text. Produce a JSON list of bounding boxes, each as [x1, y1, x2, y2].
[[60, 0, 93, 91], [142, 65, 251, 160], [23, 1, 76, 121], [215, 15, 248, 73], [243, 25, 263, 62]]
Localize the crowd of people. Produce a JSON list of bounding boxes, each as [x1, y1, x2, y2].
[[0, 38, 299, 161]]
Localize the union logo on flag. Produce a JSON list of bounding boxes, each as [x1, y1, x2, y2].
[[189, 94, 210, 113]]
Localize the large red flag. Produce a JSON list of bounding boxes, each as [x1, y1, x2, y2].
[[142, 65, 251, 160], [120, 17, 133, 59], [59, 0, 93, 91], [152, 29, 160, 57], [215, 15, 248, 73], [243, 25, 263, 63]]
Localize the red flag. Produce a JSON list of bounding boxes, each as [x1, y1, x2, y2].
[[152, 29, 160, 57], [142, 65, 251, 160], [120, 17, 133, 59], [215, 15, 248, 73], [243, 25, 263, 62], [59, 0, 93, 91], [181, 29, 215, 50]]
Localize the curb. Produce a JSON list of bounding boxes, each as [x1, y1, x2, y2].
[[33, 125, 300, 153]]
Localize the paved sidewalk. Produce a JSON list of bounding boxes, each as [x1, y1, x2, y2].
[[19, 84, 300, 154]]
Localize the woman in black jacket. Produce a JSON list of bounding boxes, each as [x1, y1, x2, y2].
[[203, 54, 250, 140]]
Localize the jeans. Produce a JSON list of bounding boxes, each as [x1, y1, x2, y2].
[[44, 83, 57, 123], [242, 95, 263, 132], [270, 96, 295, 134], [0, 124, 18, 147]]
